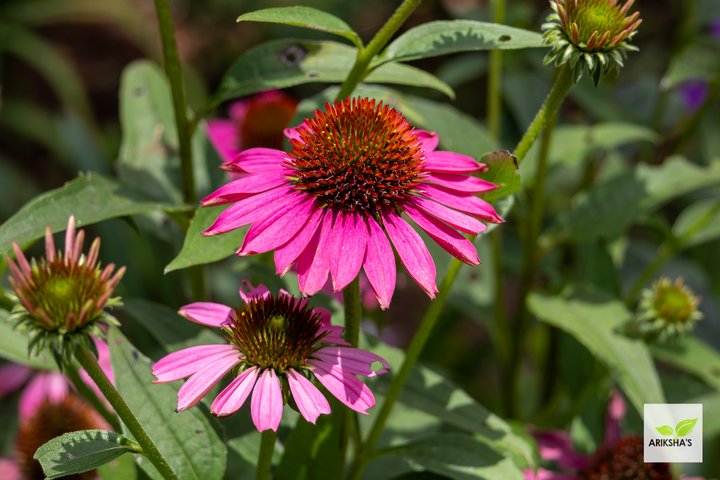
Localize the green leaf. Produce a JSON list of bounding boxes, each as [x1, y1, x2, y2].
[[118, 60, 209, 203], [108, 328, 226, 480], [383, 432, 523, 479], [655, 425, 675, 437], [674, 418, 698, 437], [237, 7, 362, 47], [0, 310, 56, 370], [528, 292, 665, 413], [0, 172, 186, 260], [672, 199, 720, 248], [276, 412, 343, 480], [96, 451, 138, 480], [478, 150, 520, 203], [165, 205, 248, 272], [214, 39, 453, 103], [661, 39, 720, 89], [378, 20, 544, 65], [651, 337, 720, 391], [34, 430, 139, 480]]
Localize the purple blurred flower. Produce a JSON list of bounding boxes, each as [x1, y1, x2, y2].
[[680, 80, 709, 113]]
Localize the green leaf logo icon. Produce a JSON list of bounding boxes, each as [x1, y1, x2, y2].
[[655, 425, 674, 436], [675, 418, 697, 437]]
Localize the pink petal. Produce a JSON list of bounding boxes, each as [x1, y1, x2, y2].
[[153, 344, 239, 383], [274, 207, 325, 276], [228, 99, 250, 122], [19, 372, 69, 419], [416, 130, 439, 152], [420, 184, 503, 223], [211, 366, 259, 417], [410, 197, 487, 235], [523, 468, 578, 480], [287, 369, 331, 424], [239, 279, 271, 303], [203, 186, 294, 236], [533, 430, 589, 471], [283, 123, 308, 143], [250, 369, 283, 431], [329, 212, 368, 291], [176, 354, 240, 411], [313, 346, 390, 377], [0, 364, 33, 397], [427, 173, 498, 194], [604, 390, 626, 448], [424, 151, 485, 173], [223, 148, 289, 174], [309, 362, 376, 414], [296, 211, 335, 296], [201, 174, 289, 206], [238, 196, 315, 256], [382, 211, 437, 298], [404, 203, 479, 265], [0, 458, 21, 480], [206, 119, 240, 163], [362, 216, 396, 309], [178, 302, 232, 327]]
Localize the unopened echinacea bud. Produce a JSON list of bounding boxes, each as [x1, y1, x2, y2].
[[634, 277, 702, 341]]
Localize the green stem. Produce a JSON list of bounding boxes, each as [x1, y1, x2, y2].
[[486, 0, 505, 141], [343, 277, 362, 346], [256, 429, 277, 480], [347, 260, 462, 480], [514, 66, 573, 164], [335, 0, 422, 100], [74, 342, 177, 480], [65, 362, 122, 432]]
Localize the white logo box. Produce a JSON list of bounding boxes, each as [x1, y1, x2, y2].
[[644, 403, 703, 463]]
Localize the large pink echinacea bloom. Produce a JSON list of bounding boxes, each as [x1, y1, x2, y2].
[[152, 281, 389, 432], [202, 97, 503, 308]]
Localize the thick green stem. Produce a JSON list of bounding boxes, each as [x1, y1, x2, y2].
[[514, 66, 573, 164], [486, 0, 505, 141], [335, 0, 422, 100], [256, 429, 277, 480], [65, 363, 121, 432], [343, 277, 362, 346], [75, 342, 177, 480], [348, 260, 462, 480]]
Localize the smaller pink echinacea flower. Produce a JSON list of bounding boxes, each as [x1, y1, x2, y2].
[[202, 97, 503, 308], [152, 281, 389, 432]]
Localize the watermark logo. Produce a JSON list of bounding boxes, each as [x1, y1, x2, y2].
[[644, 404, 702, 463]]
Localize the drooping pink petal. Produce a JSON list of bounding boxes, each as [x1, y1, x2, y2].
[[329, 212, 368, 291], [238, 196, 316, 256], [239, 279, 271, 303], [176, 354, 240, 412], [153, 344, 239, 383], [0, 458, 21, 480], [178, 302, 231, 327], [211, 366, 259, 417], [420, 184, 503, 223], [287, 369, 331, 424], [533, 430, 589, 471], [222, 148, 290, 174], [309, 361, 376, 414], [409, 197, 487, 235], [206, 119, 240, 163], [0, 364, 33, 397], [362, 216, 396, 309], [203, 186, 294, 236], [416, 130, 439, 152], [427, 173, 498, 194], [604, 390, 627, 448], [19, 372, 69, 419], [201, 174, 289, 206], [274, 207, 325, 276], [424, 151, 485, 173], [250, 369, 283, 432], [404, 203, 479, 266], [296, 211, 335, 296], [313, 347, 390, 377], [382, 211, 437, 298]]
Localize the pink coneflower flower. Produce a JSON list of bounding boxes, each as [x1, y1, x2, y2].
[[525, 392, 683, 480], [202, 98, 502, 308], [152, 281, 389, 432], [5, 216, 125, 359], [206, 90, 298, 163]]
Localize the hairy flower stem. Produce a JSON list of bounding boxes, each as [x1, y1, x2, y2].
[[65, 363, 121, 432], [152, 0, 206, 301], [342, 277, 362, 468], [335, 0, 422, 100], [256, 429, 277, 480], [348, 260, 462, 480], [74, 343, 178, 480]]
